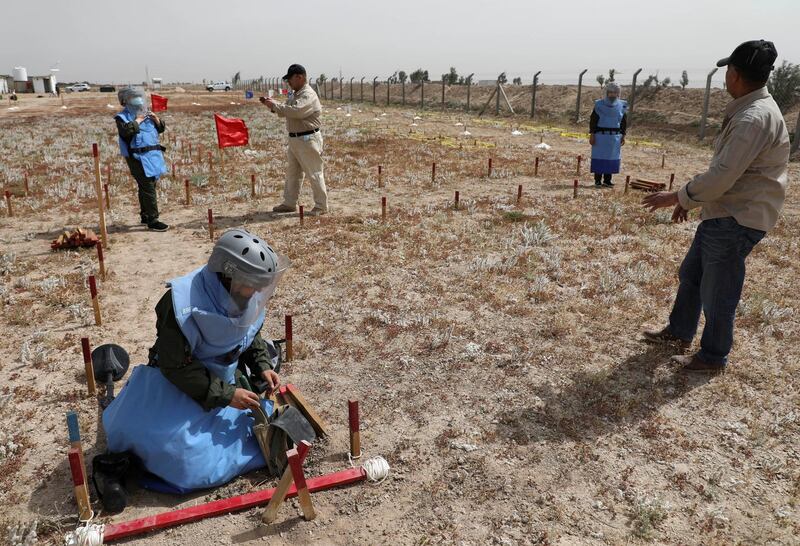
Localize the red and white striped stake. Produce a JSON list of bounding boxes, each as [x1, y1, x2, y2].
[[348, 400, 361, 458], [4, 190, 11, 217], [576, 155, 582, 176], [573, 179, 578, 199], [669, 173, 675, 191], [207, 208, 214, 240], [454, 190, 460, 210], [299, 205, 304, 226], [184, 179, 191, 206], [251, 174, 256, 198], [381, 196, 387, 222], [517, 184, 523, 204], [378, 165, 383, 188], [80, 338, 96, 395], [488, 157, 493, 177], [88, 275, 101, 326], [103, 183, 111, 210], [534, 156, 539, 177], [431, 162, 436, 183], [624, 175, 630, 194], [285, 315, 293, 362], [96, 241, 106, 281]]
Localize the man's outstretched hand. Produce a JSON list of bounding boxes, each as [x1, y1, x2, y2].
[[261, 369, 280, 393], [642, 191, 679, 212]]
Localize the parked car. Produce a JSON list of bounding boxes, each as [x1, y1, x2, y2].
[[206, 81, 232, 92], [99, 85, 116, 93], [67, 83, 91, 92]]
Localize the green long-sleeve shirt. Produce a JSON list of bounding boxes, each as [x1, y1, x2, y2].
[[115, 115, 166, 145], [148, 290, 275, 411]]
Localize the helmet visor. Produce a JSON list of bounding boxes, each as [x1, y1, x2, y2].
[[223, 254, 291, 327]]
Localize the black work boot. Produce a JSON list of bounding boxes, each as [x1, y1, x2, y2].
[[147, 220, 169, 232], [92, 452, 131, 513]]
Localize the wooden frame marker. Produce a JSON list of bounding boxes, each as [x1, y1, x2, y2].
[[262, 440, 312, 523], [288, 445, 316, 520], [283, 384, 328, 437]]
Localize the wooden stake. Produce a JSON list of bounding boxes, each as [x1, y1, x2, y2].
[[488, 157, 493, 177], [573, 179, 578, 199], [251, 174, 256, 198], [381, 196, 387, 223], [184, 179, 191, 206], [68, 448, 92, 521], [172, 163, 176, 180], [92, 143, 109, 250], [299, 205, 304, 226], [65, 411, 89, 490], [454, 190, 460, 210], [96, 241, 106, 281], [576, 155, 582, 176], [661, 152, 666, 169], [283, 384, 328, 437], [103, 183, 111, 210], [431, 162, 436, 183], [285, 314, 293, 362], [81, 337, 97, 396], [534, 156, 539, 177], [288, 445, 316, 520], [23, 171, 29, 195], [207, 208, 214, 240], [106, 163, 112, 186], [348, 400, 361, 458], [517, 184, 523, 205], [88, 275, 101, 327], [4, 190, 11, 217], [378, 165, 383, 188], [208, 151, 213, 174], [669, 173, 675, 191], [624, 175, 630, 194], [261, 440, 312, 524]]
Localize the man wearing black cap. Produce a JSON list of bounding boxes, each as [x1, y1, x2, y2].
[[640, 40, 790, 374], [261, 64, 328, 216]]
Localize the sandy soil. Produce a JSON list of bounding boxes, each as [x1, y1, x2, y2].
[[0, 90, 798, 545]]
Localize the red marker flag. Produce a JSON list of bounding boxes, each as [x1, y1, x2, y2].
[[151, 94, 168, 112], [214, 113, 249, 148]]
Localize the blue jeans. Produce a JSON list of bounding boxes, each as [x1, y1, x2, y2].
[[668, 217, 765, 365]]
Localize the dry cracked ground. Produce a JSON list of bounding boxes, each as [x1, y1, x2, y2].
[[0, 91, 799, 545]]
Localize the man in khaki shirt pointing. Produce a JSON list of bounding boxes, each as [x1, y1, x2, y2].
[[641, 40, 790, 374], [262, 64, 328, 215]]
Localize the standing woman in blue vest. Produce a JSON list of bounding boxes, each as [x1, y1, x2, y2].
[[115, 87, 169, 231], [589, 82, 628, 187]]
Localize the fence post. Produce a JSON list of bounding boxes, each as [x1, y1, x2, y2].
[[420, 80, 424, 110], [699, 67, 718, 140], [330, 80, 335, 100], [372, 77, 377, 103], [575, 69, 588, 123], [350, 77, 354, 101], [629, 68, 643, 117], [387, 79, 391, 105], [792, 110, 800, 157], [339, 78, 343, 100], [495, 79, 501, 115], [402, 80, 405, 105], [465, 73, 474, 113], [360, 77, 364, 102], [442, 77, 446, 111], [530, 71, 541, 120]]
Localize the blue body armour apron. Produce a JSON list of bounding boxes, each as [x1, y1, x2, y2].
[[590, 98, 628, 174], [103, 266, 271, 493], [115, 108, 168, 179]]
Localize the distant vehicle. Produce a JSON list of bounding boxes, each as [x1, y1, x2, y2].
[[206, 81, 231, 92], [99, 85, 116, 93], [67, 83, 91, 92]]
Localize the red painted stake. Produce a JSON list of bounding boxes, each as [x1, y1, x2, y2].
[[207, 208, 214, 240], [4, 190, 11, 217], [517, 184, 523, 204], [381, 196, 387, 222], [172, 163, 176, 180], [576, 155, 582, 176], [106, 163, 112, 186], [68, 448, 92, 521], [103, 183, 111, 210], [573, 179, 578, 199], [251, 174, 256, 198], [24, 171, 30, 195], [431, 162, 436, 183], [378, 165, 383, 188], [88, 275, 101, 326], [299, 205, 304, 226], [348, 400, 361, 458], [534, 156, 539, 177], [208, 151, 213, 173], [624, 175, 630, 194], [454, 190, 460, 210], [81, 337, 96, 395], [488, 157, 493, 177], [96, 241, 106, 281], [285, 315, 293, 362], [669, 173, 675, 191]]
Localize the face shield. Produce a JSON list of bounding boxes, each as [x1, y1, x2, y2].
[[221, 254, 291, 327], [605, 83, 621, 103], [126, 96, 146, 115]]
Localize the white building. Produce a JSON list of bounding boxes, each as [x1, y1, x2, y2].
[[0, 75, 10, 94], [30, 74, 57, 94]]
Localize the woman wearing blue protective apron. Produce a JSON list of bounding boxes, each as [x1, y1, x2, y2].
[[115, 87, 170, 231], [101, 229, 292, 507], [589, 82, 628, 187]]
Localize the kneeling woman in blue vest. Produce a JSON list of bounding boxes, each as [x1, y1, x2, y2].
[[103, 229, 289, 498], [589, 82, 628, 187], [115, 87, 170, 231]]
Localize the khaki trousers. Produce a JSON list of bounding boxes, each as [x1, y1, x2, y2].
[[282, 132, 327, 210]]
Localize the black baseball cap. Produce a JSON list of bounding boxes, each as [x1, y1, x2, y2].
[[282, 64, 306, 81], [716, 40, 777, 80]]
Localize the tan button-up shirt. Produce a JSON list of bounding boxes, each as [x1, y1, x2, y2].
[[677, 87, 790, 232], [270, 84, 321, 134]]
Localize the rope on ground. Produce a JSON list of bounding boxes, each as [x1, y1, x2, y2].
[[362, 456, 390, 484], [63, 522, 104, 546]]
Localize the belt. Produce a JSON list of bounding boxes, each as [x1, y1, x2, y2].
[[288, 128, 320, 138], [129, 144, 166, 153], [594, 127, 622, 135]]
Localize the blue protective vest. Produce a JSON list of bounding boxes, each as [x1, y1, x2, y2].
[[102, 266, 272, 492], [590, 98, 628, 174], [115, 108, 168, 179]]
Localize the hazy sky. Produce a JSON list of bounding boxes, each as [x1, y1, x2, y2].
[[3, 0, 798, 88]]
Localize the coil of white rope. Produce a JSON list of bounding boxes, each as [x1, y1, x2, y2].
[[63, 522, 104, 546], [362, 456, 390, 484]]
